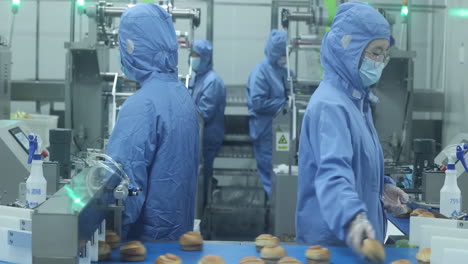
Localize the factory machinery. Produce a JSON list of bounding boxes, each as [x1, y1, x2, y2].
[[0, 119, 142, 264]]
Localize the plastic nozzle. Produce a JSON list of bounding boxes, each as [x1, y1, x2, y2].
[[457, 145, 468, 173], [28, 134, 38, 164]]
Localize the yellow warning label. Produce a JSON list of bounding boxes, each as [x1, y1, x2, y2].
[[276, 132, 290, 152], [278, 135, 288, 144]]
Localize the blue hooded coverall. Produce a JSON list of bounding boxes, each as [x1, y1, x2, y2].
[[107, 4, 199, 241], [246, 30, 289, 195], [295, 2, 391, 245], [190, 40, 226, 202]]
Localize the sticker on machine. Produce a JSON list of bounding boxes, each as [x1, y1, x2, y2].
[[276, 132, 290, 152]]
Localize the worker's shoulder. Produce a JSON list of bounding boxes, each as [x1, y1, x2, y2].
[[307, 84, 352, 114]]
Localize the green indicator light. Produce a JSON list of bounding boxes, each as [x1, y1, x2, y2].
[[12, 0, 20, 7], [77, 0, 85, 8], [401, 6, 409, 17], [74, 198, 81, 203], [449, 9, 468, 18]]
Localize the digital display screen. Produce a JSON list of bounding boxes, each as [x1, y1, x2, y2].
[[9, 127, 29, 153]]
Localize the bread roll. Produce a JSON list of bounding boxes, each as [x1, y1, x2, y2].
[[277, 256, 301, 264], [361, 239, 385, 264], [391, 260, 411, 264], [416, 248, 431, 264], [260, 245, 287, 264], [410, 208, 428, 217], [179, 231, 203, 251], [239, 256, 265, 264], [98, 241, 111, 261], [305, 245, 331, 264], [420, 212, 435, 218], [255, 234, 280, 252], [120, 241, 146, 262], [155, 253, 182, 264], [105, 230, 121, 249], [198, 255, 226, 264]]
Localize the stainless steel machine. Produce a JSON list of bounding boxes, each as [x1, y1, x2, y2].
[[0, 150, 139, 264], [0, 39, 12, 120]]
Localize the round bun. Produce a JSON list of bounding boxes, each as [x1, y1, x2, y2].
[[411, 208, 429, 217], [179, 231, 203, 251], [120, 241, 146, 262], [391, 260, 411, 264], [198, 255, 226, 264], [420, 212, 435, 218], [260, 245, 287, 260], [361, 239, 385, 264], [278, 256, 301, 264], [155, 253, 182, 264], [239, 256, 265, 264], [305, 245, 331, 260], [98, 241, 111, 261], [255, 234, 280, 251], [105, 230, 121, 248], [416, 248, 431, 262]]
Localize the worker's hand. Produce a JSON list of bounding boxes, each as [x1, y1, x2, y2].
[[346, 213, 376, 256], [383, 183, 410, 216]]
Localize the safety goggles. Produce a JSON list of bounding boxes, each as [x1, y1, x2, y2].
[[363, 50, 390, 67]]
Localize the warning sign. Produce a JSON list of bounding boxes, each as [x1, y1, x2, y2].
[[276, 132, 290, 151]]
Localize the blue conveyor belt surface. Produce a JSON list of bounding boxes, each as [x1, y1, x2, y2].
[[99, 241, 419, 264]]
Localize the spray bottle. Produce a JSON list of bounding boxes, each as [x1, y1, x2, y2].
[[440, 144, 468, 217], [25, 134, 47, 208]]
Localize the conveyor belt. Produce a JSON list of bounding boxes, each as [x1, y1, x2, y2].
[[98, 241, 419, 264]]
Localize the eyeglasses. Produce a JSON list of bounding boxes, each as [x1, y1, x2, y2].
[[364, 50, 390, 66]]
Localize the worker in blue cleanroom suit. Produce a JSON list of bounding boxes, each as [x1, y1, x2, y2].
[[107, 3, 199, 241], [189, 40, 226, 204], [246, 29, 289, 196], [295, 2, 409, 256]]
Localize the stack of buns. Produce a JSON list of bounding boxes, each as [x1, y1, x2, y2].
[[198, 255, 226, 264], [361, 239, 385, 264], [255, 234, 280, 252], [416, 248, 431, 264], [239, 256, 265, 264], [120, 241, 146, 262], [105, 230, 121, 248], [260, 245, 287, 264], [179, 231, 204, 251], [155, 253, 182, 264], [305, 245, 331, 264], [98, 241, 111, 261]]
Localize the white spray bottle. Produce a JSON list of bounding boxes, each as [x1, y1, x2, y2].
[[440, 144, 468, 217], [25, 134, 47, 208]]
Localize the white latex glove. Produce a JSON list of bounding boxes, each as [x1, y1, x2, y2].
[[383, 183, 410, 216], [346, 213, 376, 256]]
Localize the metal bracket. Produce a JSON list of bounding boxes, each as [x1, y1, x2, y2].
[[458, 221, 468, 229], [19, 219, 32, 231], [7, 230, 31, 248]]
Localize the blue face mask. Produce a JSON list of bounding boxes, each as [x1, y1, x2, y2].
[[359, 56, 385, 87], [120, 60, 136, 81], [190, 57, 201, 72]]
